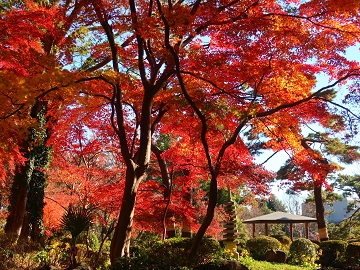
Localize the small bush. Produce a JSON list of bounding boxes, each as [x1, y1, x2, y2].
[[0, 232, 47, 269], [246, 235, 282, 260], [310, 239, 320, 247], [345, 242, 360, 267], [151, 237, 221, 267], [288, 238, 317, 265], [33, 250, 50, 266], [77, 230, 100, 251], [47, 233, 79, 267], [112, 237, 221, 269], [271, 235, 292, 251], [319, 240, 347, 267], [133, 231, 161, 243]]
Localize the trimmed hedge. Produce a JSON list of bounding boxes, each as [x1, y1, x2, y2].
[[288, 238, 317, 265], [319, 240, 347, 267], [112, 237, 221, 269], [246, 235, 282, 261], [345, 241, 360, 266], [151, 237, 220, 267], [271, 235, 292, 250]]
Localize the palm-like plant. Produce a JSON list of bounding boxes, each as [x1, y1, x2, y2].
[[61, 205, 94, 244], [60, 205, 94, 268]]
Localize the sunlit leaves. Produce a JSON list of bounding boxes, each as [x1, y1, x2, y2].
[[1, 0, 360, 242]]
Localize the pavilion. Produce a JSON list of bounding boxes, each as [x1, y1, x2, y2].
[[243, 211, 317, 240]]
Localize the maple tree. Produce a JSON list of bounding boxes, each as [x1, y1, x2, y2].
[[1, 0, 360, 265], [45, 106, 124, 230], [0, 0, 94, 242], [277, 133, 360, 240], [0, 2, 58, 242]]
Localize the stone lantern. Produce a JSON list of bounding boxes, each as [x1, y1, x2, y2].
[[222, 189, 239, 259]]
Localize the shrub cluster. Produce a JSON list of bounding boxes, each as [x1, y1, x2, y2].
[[319, 240, 347, 267], [345, 241, 360, 267], [271, 235, 292, 251], [288, 238, 317, 265], [246, 235, 281, 260], [244, 235, 357, 268], [0, 231, 47, 270], [112, 237, 221, 269]]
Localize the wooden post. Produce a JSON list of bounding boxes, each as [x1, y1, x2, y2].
[[252, 223, 255, 238], [290, 223, 293, 241], [305, 223, 309, 239], [265, 223, 268, 236]]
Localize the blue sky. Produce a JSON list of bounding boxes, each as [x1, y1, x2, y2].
[[257, 43, 360, 205]]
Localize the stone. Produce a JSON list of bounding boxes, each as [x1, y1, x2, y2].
[[264, 249, 287, 263]]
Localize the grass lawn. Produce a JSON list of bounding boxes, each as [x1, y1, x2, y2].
[[240, 257, 319, 270]]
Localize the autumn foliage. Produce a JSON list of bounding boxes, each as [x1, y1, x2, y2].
[[0, 0, 360, 264]]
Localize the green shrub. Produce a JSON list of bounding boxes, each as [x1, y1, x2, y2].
[[288, 238, 317, 265], [310, 239, 320, 247], [33, 250, 50, 266], [0, 231, 48, 269], [246, 235, 282, 260], [271, 235, 292, 251], [47, 235, 72, 266], [345, 242, 360, 266], [236, 218, 249, 249], [319, 240, 347, 267], [151, 237, 220, 267], [328, 218, 360, 241], [131, 231, 161, 250], [112, 237, 221, 269], [77, 230, 100, 251]]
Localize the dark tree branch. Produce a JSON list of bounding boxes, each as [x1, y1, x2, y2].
[[256, 71, 360, 118], [316, 96, 360, 120], [151, 144, 171, 199], [92, 2, 119, 72], [0, 92, 26, 119], [129, 0, 150, 89]]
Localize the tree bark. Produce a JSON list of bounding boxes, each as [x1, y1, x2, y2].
[[301, 138, 329, 242], [28, 168, 47, 245], [5, 172, 28, 240], [109, 165, 145, 263], [5, 102, 50, 244], [314, 183, 329, 241], [19, 211, 30, 240], [190, 175, 218, 256]]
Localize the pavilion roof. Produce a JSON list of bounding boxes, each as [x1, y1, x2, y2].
[[243, 211, 317, 224]]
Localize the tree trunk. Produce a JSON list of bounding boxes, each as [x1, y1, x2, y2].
[[28, 169, 47, 245], [190, 175, 218, 256], [5, 102, 50, 244], [109, 166, 144, 263], [19, 211, 30, 240], [5, 169, 29, 240], [5, 138, 35, 240], [301, 138, 329, 242], [314, 183, 329, 241], [28, 103, 50, 244]]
